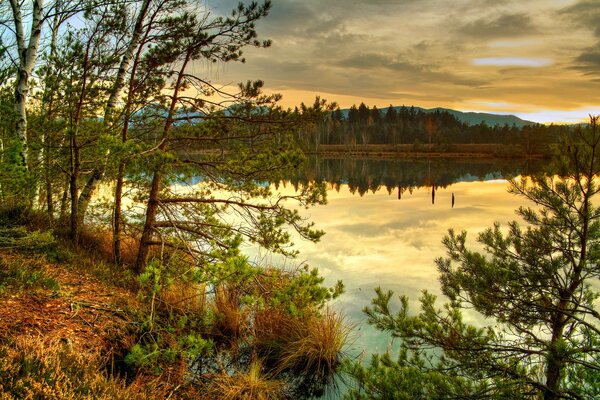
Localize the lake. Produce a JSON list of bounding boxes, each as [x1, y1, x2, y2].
[[97, 155, 544, 397], [255, 157, 544, 358]]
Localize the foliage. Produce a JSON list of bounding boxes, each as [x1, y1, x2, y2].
[[0, 141, 35, 206], [0, 228, 55, 253], [124, 259, 214, 372], [345, 117, 600, 399], [0, 255, 60, 294]]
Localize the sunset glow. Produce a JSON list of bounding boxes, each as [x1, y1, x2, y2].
[[208, 0, 600, 124]]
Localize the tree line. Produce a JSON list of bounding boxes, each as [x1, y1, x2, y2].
[[285, 156, 543, 198], [295, 102, 572, 155]]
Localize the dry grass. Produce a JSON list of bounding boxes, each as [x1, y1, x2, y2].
[[77, 227, 140, 267], [159, 280, 206, 315], [202, 359, 286, 400], [276, 309, 350, 380], [253, 308, 292, 357], [254, 307, 350, 382], [0, 336, 151, 400], [211, 284, 249, 343]]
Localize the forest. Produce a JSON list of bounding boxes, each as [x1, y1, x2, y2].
[[295, 103, 573, 157]]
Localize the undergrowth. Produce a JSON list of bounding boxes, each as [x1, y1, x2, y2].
[[0, 207, 351, 399], [0, 337, 151, 400]]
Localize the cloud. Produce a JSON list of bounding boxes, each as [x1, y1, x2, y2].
[[458, 13, 538, 39], [472, 57, 552, 67], [572, 48, 600, 77], [560, 1, 600, 37], [334, 52, 486, 89], [336, 53, 430, 73], [200, 0, 600, 116]]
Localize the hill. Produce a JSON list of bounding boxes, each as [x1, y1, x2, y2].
[[340, 106, 536, 127], [424, 107, 535, 127]]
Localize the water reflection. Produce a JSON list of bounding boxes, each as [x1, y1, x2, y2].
[[267, 158, 543, 358], [282, 156, 543, 199]]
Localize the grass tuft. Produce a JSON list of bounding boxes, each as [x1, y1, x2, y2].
[[202, 359, 286, 400], [277, 308, 350, 381], [211, 284, 249, 344]]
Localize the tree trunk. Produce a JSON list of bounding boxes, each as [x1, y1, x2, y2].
[[113, 163, 125, 264], [68, 38, 92, 241], [41, 1, 62, 215], [135, 171, 162, 272], [60, 174, 69, 220], [113, 14, 153, 264], [543, 317, 566, 400], [9, 0, 44, 170], [135, 49, 191, 272], [78, 0, 152, 223], [69, 132, 79, 242]]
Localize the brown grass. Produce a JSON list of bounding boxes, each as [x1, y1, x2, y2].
[[0, 336, 152, 400], [211, 284, 249, 344], [254, 307, 350, 382], [77, 227, 140, 267], [159, 280, 206, 315], [202, 359, 286, 400], [276, 309, 350, 380]]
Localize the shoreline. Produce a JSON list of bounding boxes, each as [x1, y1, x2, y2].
[[305, 144, 546, 159]]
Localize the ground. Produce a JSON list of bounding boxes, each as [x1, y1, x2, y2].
[[0, 252, 137, 355]]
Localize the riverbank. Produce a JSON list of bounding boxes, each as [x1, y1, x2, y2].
[[308, 143, 546, 159], [0, 211, 348, 399]]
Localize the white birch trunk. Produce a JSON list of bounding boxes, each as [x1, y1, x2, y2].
[[9, 0, 44, 171]]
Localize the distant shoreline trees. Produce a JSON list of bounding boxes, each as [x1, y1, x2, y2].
[[296, 103, 571, 157]]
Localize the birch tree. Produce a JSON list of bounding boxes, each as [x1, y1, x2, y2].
[[75, 0, 152, 228], [8, 0, 43, 170]]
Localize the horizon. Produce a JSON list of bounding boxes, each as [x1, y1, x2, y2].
[[206, 0, 600, 126]]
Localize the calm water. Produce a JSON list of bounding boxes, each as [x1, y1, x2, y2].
[[99, 156, 544, 398], [256, 157, 544, 358]]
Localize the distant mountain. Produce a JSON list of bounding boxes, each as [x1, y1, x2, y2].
[[340, 106, 536, 128], [423, 107, 536, 128]]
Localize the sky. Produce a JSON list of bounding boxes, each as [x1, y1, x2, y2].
[[203, 0, 600, 124]]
